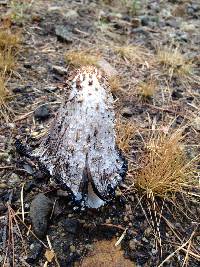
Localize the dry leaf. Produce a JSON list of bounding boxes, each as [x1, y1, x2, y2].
[[45, 249, 55, 263]]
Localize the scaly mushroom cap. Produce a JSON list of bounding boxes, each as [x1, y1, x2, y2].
[[34, 66, 125, 208]]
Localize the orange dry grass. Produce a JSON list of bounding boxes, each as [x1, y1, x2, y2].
[[134, 129, 197, 198], [116, 119, 135, 155], [156, 45, 196, 84], [0, 30, 20, 50], [108, 76, 122, 94], [137, 79, 157, 98], [65, 50, 100, 67], [115, 45, 148, 64]]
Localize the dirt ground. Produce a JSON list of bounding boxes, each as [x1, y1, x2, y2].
[[0, 0, 200, 266]]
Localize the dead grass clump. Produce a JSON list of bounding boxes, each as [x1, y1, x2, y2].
[[134, 129, 198, 198], [108, 76, 122, 94], [0, 48, 16, 72], [137, 79, 157, 98], [156, 45, 195, 84], [0, 30, 20, 73], [0, 30, 20, 50], [115, 45, 148, 64], [0, 74, 12, 121], [0, 74, 8, 102], [65, 50, 100, 67], [116, 118, 136, 156]]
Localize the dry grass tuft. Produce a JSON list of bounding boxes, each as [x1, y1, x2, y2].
[[115, 45, 148, 64], [133, 129, 198, 198], [0, 29, 20, 121], [108, 76, 122, 94], [137, 79, 157, 98], [116, 118, 136, 156], [0, 74, 12, 122], [65, 50, 100, 67], [0, 30, 21, 50], [0, 29, 20, 73], [0, 48, 16, 72], [156, 45, 195, 84], [0, 74, 9, 103]]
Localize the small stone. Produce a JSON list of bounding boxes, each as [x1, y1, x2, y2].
[[26, 241, 43, 264], [52, 65, 68, 75], [24, 63, 32, 69], [55, 25, 73, 43], [131, 18, 141, 28], [122, 107, 133, 117], [129, 239, 136, 250], [152, 248, 157, 255], [123, 216, 129, 222], [63, 10, 78, 20], [70, 245, 76, 253], [34, 105, 50, 120], [171, 90, 183, 100], [30, 193, 53, 238], [105, 218, 112, 224], [144, 227, 152, 237], [63, 218, 79, 234], [8, 173, 20, 187], [0, 152, 9, 161], [140, 16, 149, 26]]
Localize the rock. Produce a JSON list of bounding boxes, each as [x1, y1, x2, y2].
[[97, 58, 118, 78], [23, 63, 32, 69], [8, 173, 20, 187], [129, 239, 136, 250], [55, 25, 73, 43], [121, 107, 133, 117], [63, 10, 78, 20], [0, 152, 9, 161], [140, 16, 149, 26], [192, 117, 200, 131], [26, 241, 43, 264], [30, 193, 53, 238], [52, 65, 68, 75], [70, 245, 76, 253], [63, 218, 79, 234], [171, 90, 183, 100], [34, 105, 50, 120], [131, 18, 141, 28]]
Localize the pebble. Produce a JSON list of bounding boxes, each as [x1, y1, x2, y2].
[[0, 183, 7, 189], [8, 173, 20, 187], [171, 90, 183, 100], [63, 218, 79, 234], [70, 245, 76, 253], [122, 107, 133, 117], [34, 105, 50, 120], [129, 239, 136, 250], [0, 152, 9, 161], [26, 242, 43, 264], [52, 65, 68, 75], [63, 10, 78, 20], [30, 193, 53, 238], [55, 25, 73, 43]]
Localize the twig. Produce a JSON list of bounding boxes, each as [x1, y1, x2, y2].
[[100, 223, 126, 231], [158, 229, 196, 266], [21, 183, 25, 222], [115, 228, 127, 246]]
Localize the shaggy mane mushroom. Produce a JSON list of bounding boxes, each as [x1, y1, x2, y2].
[[34, 66, 126, 208]]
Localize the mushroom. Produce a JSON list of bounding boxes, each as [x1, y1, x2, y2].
[[34, 66, 126, 208]]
